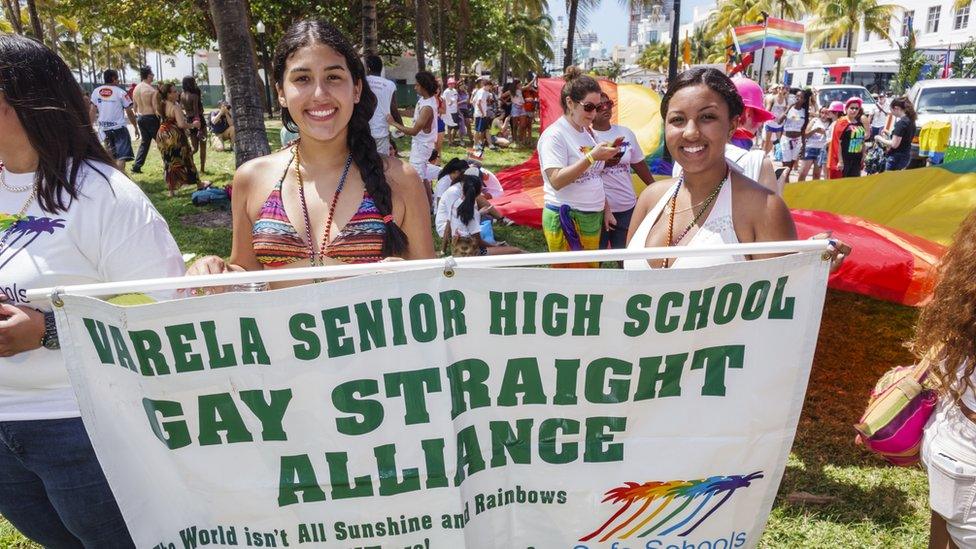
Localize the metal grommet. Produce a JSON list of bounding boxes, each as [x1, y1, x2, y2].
[[50, 287, 65, 308], [821, 251, 833, 262], [443, 256, 457, 278]]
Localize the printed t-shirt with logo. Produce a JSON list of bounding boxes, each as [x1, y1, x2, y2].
[[538, 116, 606, 212], [0, 162, 185, 421], [592, 125, 643, 213], [91, 85, 133, 131]]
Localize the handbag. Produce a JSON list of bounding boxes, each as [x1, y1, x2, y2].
[[854, 357, 938, 466]]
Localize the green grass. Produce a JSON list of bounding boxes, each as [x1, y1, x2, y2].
[[0, 120, 932, 547]]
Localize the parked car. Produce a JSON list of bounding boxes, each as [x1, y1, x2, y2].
[[906, 79, 976, 164], [816, 85, 879, 117]]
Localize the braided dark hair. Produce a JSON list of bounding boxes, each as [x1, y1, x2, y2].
[[273, 19, 408, 255]]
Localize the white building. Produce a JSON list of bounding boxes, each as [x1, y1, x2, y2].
[[855, 1, 974, 67], [552, 16, 568, 70]]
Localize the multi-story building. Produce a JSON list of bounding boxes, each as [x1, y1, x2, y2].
[[855, 1, 974, 67]]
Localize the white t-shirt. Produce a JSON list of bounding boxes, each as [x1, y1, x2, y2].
[[593, 125, 643, 212], [0, 161, 185, 421], [435, 183, 463, 236], [782, 106, 807, 133], [446, 193, 481, 237], [91, 85, 132, 131], [538, 116, 605, 211], [366, 75, 396, 143], [472, 88, 489, 118], [442, 88, 459, 114], [433, 175, 454, 202], [806, 118, 828, 149], [411, 96, 438, 149], [422, 163, 441, 183], [871, 105, 888, 128], [482, 169, 504, 198]]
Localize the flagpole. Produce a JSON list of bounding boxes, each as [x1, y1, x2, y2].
[[25, 241, 833, 301], [757, 12, 769, 88]]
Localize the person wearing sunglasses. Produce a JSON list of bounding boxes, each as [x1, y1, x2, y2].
[[537, 66, 619, 267], [591, 92, 654, 255]]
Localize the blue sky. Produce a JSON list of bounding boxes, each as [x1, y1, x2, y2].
[[548, 0, 717, 49]]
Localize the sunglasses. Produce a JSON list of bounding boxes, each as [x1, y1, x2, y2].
[[598, 100, 614, 111], [577, 101, 600, 112]]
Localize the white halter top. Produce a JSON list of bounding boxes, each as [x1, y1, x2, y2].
[[624, 177, 745, 270]]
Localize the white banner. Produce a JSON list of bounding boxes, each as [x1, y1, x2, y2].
[[56, 252, 829, 549]]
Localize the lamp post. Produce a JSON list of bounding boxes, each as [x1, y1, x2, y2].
[[256, 20, 272, 117], [648, 0, 682, 90]]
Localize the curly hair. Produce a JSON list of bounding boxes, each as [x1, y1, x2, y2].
[[272, 19, 408, 256], [912, 208, 976, 402]]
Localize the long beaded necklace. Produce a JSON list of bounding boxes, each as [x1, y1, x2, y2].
[[294, 145, 354, 267], [662, 170, 729, 268], [0, 167, 37, 255]]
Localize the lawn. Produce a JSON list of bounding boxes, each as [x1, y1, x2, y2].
[[0, 119, 930, 547]]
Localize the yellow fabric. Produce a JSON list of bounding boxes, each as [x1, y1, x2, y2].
[[616, 84, 663, 158], [783, 166, 976, 246], [919, 121, 951, 154]]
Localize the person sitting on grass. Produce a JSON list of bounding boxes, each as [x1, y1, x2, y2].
[[440, 173, 523, 256], [209, 100, 235, 151]]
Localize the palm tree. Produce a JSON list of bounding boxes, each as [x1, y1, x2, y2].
[[207, 0, 270, 165], [413, 0, 431, 71], [25, 0, 42, 41], [564, 0, 600, 69], [707, 0, 763, 40], [1, 0, 22, 34], [759, 0, 814, 21], [506, 12, 554, 78], [955, 0, 971, 10], [637, 41, 669, 72], [453, 0, 470, 80], [810, 0, 895, 58], [362, 0, 378, 56]]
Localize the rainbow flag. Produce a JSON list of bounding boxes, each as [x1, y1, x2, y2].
[[733, 17, 804, 53], [765, 17, 805, 51]]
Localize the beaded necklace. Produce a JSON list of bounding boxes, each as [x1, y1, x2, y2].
[[294, 145, 354, 267], [662, 170, 729, 268]]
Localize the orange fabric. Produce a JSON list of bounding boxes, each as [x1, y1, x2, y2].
[[827, 118, 849, 172]]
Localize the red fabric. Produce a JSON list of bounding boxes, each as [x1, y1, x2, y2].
[[792, 209, 944, 306], [827, 118, 849, 172]]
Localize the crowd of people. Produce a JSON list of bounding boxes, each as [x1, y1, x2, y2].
[[0, 18, 967, 549]]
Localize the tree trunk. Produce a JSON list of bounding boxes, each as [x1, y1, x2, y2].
[[2, 0, 22, 35], [207, 0, 270, 166], [362, 0, 378, 56], [414, 0, 427, 71], [847, 29, 854, 58], [453, 0, 468, 80], [25, 0, 42, 42], [564, 0, 578, 69], [437, 0, 447, 84]]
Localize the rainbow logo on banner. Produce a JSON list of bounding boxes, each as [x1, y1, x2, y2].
[[733, 17, 804, 53], [579, 472, 764, 542]]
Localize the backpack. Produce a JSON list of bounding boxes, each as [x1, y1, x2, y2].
[[854, 359, 938, 466]]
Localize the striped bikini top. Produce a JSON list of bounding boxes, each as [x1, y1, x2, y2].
[[252, 158, 387, 267]]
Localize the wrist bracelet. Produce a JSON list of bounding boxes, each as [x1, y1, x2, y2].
[[585, 151, 595, 165]]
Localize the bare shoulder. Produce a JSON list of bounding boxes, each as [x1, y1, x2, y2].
[[383, 156, 425, 202], [233, 149, 293, 194], [730, 172, 795, 238], [636, 177, 677, 208]]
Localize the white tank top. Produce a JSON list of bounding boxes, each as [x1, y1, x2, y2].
[[624, 177, 745, 270], [367, 75, 396, 140], [770, 96, 788, 118]]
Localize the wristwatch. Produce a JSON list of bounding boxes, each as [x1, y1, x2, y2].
[[41, 311, 60, 350]]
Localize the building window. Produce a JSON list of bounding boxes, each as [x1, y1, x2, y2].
[[818, 33, 850, 50], [806, 72, 814, 86], [902, 10, 914, 37], [927, 6, 941, 33], [864, 28, 871, 42], [955, 3, 971, 29]]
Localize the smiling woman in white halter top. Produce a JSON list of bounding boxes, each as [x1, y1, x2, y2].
[[624, 68, 800, 270]]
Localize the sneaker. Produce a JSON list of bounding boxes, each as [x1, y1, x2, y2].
[[131, 167, 142, 174], [499, 217, 516, 226]]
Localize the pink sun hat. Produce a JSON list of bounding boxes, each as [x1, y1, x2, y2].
[[731, 76, 775, 123], [829, 100, 845, 113]]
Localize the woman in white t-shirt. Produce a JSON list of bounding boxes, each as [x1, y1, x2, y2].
[[388, 70, 439, 199], [0, 35, 185, 547], [797, 106, 831, 181], [916, 209, 976, 548], [537, 66, 619, 268]]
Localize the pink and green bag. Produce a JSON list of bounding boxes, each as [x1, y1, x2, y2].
[[854, 359, 938, 466]]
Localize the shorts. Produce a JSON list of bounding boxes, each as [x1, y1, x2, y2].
[[511, 103, 525, 117], [818, 147, 828, 167], [803, 147, 823, 164], [475, 117, 490, 132], [780, 136, 803, 163], [922, 402, 976, 548], [451, 113, 461, 126], [765, 123, 784, 134], [103, 127, 134, 161], [437, 117, 445, 133]]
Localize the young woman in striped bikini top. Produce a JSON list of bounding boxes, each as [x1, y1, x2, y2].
[[185, 19, 433, 286]]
